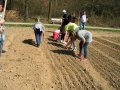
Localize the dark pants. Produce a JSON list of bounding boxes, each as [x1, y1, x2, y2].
[[34, 29, 42, 46], [0, 37, 4, 56], [80, 22, 86, 30], [61, 33, 65, 40], [79, 41, 89, 58], [60, 25, 65, 40]]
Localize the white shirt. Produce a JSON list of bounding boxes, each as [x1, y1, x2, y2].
[[81, 15, 87, 22], [33, 22, 44, 31], [54, 29, 60, 33], [77, 30, 92, 43], [0, 12, 3, 19]]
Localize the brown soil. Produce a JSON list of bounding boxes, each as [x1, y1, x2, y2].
[[0, 27, 120, 90]]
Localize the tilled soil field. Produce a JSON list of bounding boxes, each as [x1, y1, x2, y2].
[[0, 27, 120, 90]]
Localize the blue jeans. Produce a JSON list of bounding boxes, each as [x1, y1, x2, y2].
[[0, 32, 5, 55], [79, 41, 89, 58], [34, 29, 42, 45], [80, 22, 86, 30]]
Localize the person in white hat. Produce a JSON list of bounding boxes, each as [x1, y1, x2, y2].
[[60, 9, 69, 42], [62, 9, 66, 13]]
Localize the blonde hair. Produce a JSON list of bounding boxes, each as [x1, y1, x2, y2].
[[68, 30, 76, 39]]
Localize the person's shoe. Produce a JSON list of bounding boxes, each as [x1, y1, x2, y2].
[[37, 44, 40, 47], [60, 40, 64, 43], [76, 54, 82, 60], [72, 47, 77, 51], [2, 50, 6, 53], [82, 58, 88, 61], [35, 44, 39, 47]]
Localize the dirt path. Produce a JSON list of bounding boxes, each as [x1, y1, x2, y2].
[[0, 27, 52, 90], [0, 27, 120, 90]]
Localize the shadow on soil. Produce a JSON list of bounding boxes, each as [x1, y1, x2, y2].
[[22, 39, 36, 46], [2, 50, 6, 53], [47, 36, 62, 47], [48, 38, 56, 42], [50, 49, 75, 57], [49, 36, 53, 39], [48, 42, 63, 47], [48, 35, 75, 57]]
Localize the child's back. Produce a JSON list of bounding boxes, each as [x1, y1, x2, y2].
[[53, 29, 60, 40]]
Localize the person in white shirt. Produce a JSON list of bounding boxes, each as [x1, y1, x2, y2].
[[80, 11, 88, 30], [33, 17, 45, 47]]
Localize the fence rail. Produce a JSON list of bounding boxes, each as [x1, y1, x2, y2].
[[5, 22, 120, 31]]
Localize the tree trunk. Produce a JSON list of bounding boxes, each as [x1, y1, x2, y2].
[[24, 0, 29, 22], [48, 0, 52, 21]]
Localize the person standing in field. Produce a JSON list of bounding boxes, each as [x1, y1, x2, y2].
[[71, 12, 77, 23], [0, 0, 5, 56], [80, 11, 88, 30], [60, 9, 69, 42], [63, 30, 92, 61], [33, 17, 45, 47]]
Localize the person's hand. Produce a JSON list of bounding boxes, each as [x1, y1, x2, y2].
[[0, 19, 5, 24], [62, 42, 68, 49], [62, 41, 67, 46], [42, 35, 45, 39], [62, 41, 67, 44], [63, 45, 68, 49], [82, 38, 86, 46]]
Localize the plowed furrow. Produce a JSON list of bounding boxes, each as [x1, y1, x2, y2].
[[47, 41, 74, 90], [102, 37, 120, 44], [66, 54, 104, 90], [54, 55, 83, 90], [89, 47, 120, 89], [49, 41, 80, 90], [43, 40, 68, 90], [49, 41, 101, 90], [64, 55, 99, 90], [93, 37, 120, 50], [90, 46, 120, 75], [92, 40, 120, 62], [53, 49, 89, 90], [89, 46, 120, 75]]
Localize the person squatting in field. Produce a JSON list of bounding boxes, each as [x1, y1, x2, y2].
[[33, 17, 45, 47], [63, 30, 92, 61], [0, 0, 5, 56], [63, 22, 79, 51], [62, 13, 79, 51], [53, 27, 60, 41]]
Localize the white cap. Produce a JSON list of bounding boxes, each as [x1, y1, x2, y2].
[[62, 9, 66, 13]]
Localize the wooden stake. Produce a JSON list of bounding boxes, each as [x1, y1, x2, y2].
[[3, 0, 8, 19]]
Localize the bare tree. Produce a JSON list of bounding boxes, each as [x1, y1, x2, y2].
[[48, 0, 52, 21], [24, 0, 29, 21]]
